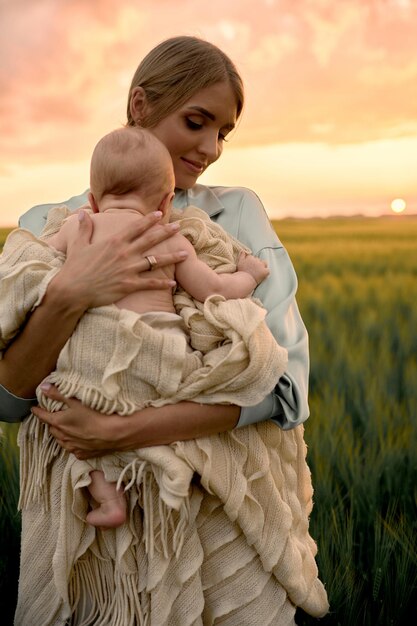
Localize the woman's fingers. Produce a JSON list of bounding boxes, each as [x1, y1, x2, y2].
[[32, 383, 118, 457], [32, 403, 56, 427], [133, 222, 181, 253], [33, 383, 73, 424], [76, 209, 94, 244], [134, 249, 189, 290], [38, 382, 69, 404], [122, 211, 179, 247], [32, 384, 69, 431], [33, 400, 86, 454], [75, 207, 178, 251], [53, 209, 188, 307], [138, 249, 188, 274], [32, 403, 71, 449], [125, 210, 164, 239]]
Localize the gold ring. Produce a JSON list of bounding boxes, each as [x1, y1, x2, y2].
[[145, 255, 157, 271]]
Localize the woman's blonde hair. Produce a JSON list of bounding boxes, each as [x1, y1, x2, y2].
[[126, 36, 244, 127]]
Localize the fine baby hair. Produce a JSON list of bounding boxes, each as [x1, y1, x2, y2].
[[90, 126, 175, 211]]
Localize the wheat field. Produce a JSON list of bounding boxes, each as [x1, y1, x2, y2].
[[276, 216, 417, 625], [1, 217, 417, 624]]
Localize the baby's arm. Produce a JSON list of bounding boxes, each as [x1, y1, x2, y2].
[[45, 215, 80, 253], [175, 237, 269, 301]]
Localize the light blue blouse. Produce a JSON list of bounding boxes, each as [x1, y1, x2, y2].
[[0, 184, 309, 429]]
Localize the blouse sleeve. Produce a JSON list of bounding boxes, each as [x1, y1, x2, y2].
[[225, 188, 310, 430], [0, 383, 36, 422]]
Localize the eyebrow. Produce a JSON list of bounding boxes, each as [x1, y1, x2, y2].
[[188, 106, 235, 130]]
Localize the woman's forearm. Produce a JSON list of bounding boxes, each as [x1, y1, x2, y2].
[[112, 402, 241, 450], [33, 385, 241, 457], [0, 277, 87, 397]]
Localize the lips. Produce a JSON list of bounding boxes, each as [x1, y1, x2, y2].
[[180, 157, 205, 174]]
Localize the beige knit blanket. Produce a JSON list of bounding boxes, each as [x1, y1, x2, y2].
[[0, 206, 328, 624]]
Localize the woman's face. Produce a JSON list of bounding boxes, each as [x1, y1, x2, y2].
[[148, 81, 238, 190]]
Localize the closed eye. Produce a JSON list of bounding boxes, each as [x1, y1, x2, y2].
[[186, 118, 202, 131], [186, 117, 230, 143]]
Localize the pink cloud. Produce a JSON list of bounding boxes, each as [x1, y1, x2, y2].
[[0, 0, 417, 172], [234, 0, 417, 145]]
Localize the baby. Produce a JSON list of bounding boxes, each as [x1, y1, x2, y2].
[[47, 127, 269, 528]]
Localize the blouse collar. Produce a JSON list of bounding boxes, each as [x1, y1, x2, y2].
[[173, 184, 224, 218]]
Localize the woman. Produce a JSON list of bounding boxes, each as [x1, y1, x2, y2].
[[1, 37, 328, 624]]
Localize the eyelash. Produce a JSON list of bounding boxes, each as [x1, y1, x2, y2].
[[186, 118, 229, 142], [186, 119, 202, 131]]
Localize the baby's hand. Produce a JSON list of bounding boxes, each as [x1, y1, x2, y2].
[[237, 252, 270, 285]]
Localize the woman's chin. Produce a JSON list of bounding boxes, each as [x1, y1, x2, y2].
[[174, 162, 205, 190], [174, 176, 199, 190]]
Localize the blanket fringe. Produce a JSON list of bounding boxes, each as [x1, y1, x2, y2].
[[69, 556, 147, 626], [117, 458, 190, 560], [44, 374, 139, 416], [18, 413, 63, 510]]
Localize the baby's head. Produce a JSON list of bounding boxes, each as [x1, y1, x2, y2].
[[89, 126, 175, 218]]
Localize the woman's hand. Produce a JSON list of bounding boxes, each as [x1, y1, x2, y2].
[[33, 383, 241, 459], [0, 208, 188, 398], [53, 209, 187, 310], [33, 384, 119, 459]]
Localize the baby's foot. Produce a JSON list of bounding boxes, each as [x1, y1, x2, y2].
[[86, 495, 127, 529]]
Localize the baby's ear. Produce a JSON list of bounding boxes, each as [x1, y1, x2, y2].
[[88, 192, 99, 214], [167, 191, 175, 207], [158, 191, 175, 216]]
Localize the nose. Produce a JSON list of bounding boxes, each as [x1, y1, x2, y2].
[[197, 129, 222, 164]]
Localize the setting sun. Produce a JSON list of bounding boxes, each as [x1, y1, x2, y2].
[[391, 198, 407, 213]]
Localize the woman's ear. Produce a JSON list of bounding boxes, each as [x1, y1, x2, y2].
[[129, 86, 149, 126]]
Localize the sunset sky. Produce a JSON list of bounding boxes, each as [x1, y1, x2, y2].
[[1, 0, 416, 227]]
